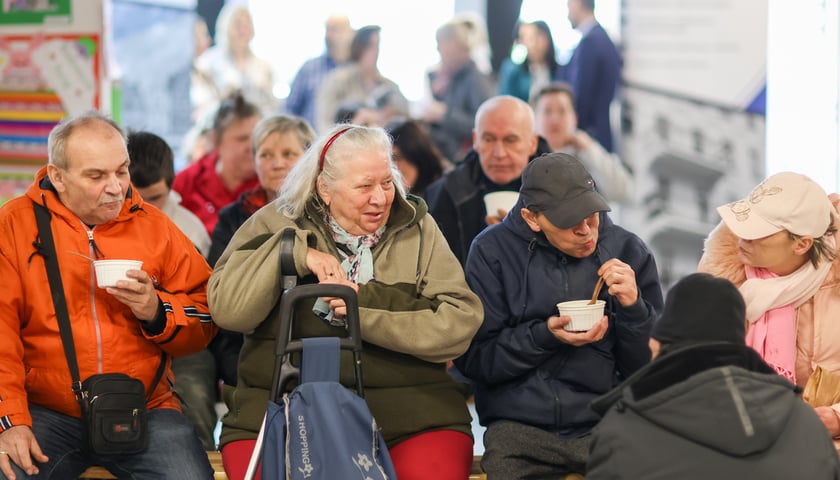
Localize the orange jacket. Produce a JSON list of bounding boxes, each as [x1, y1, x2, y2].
[[0, 167, 217, 430]]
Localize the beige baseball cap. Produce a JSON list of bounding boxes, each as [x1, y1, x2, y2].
[[717, 172, 831, 240]]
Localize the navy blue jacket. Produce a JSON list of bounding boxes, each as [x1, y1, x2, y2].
[[565, 23, 621, 152], [454, 204, 663, 437]]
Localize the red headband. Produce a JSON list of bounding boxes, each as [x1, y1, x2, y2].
[[318, 127, 352, 171]]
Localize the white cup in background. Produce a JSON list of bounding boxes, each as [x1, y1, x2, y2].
[[483, 191, 519, 218]]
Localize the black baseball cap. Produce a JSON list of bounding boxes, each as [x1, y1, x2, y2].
[[520, 153, 610, 228]]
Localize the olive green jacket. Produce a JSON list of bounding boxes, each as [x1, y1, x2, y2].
[[208, 194, 483, 446]]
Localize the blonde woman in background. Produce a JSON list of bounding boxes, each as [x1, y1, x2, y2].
[[192, 4, 275, 118]]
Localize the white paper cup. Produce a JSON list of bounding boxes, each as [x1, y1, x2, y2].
[[556, 299, 606, 332], [483, 191, 519, 217], [94, 260, 143, 288]]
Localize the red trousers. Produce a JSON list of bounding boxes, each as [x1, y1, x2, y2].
[[221, 429, 473, 480]]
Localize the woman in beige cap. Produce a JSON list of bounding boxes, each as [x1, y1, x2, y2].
[[698, 172, 840, 448]]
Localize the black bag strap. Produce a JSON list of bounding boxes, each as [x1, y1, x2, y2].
[[32, 201, 166, 403]]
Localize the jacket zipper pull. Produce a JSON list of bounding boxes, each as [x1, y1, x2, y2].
[[86, 229, 104, 259]]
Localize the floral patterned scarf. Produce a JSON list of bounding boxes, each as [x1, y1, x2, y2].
[[313, 214, 385, 326]]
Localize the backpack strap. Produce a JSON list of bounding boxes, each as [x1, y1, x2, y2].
[[300, 337, 340, 383]]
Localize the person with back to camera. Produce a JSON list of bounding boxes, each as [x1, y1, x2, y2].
[[207, 124, 484, 480], [698, 171, 840, 451], [424, 95, 552, 266], [173, 91, 261, 236], [454, 152, 663, 479], [586, 272, 840, 479], [0, 111, 217, 479]]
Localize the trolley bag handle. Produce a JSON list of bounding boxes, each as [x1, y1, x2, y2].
[[269, 284, 365, 403], [279, 228, 297, 292]]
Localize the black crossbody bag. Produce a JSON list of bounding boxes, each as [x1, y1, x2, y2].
[[33, 201, 166, 455]]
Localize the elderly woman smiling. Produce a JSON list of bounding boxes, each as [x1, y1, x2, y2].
[[208, 124, 483, 480]]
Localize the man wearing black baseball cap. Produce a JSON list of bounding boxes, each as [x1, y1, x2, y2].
[[587, 273, 840, 479], [454, 152, 663, 478]]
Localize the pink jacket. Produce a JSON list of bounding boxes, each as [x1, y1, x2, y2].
[[699, 203, 840, 447]]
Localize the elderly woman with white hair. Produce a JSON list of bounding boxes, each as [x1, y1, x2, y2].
[[208, 124, 483, 480]]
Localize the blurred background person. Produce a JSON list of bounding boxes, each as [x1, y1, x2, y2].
[[419, 17, 493, 164], [127, 130, 211, 257], [498, 20, 560, 103], [208, 114, 315, 266], [316, 25, 409, 133], [386, 119, 447, 196], [564, 0, 622, 152], [533, 83, 631, 204], [192, 4, 276, 119], [173, 91, 261, 236], [285, 14, 354, 130]]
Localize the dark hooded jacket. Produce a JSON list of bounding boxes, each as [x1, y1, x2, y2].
[[453, 202, 662, 437], [423, 137, 552, 265], [587, 343, 840, 479]]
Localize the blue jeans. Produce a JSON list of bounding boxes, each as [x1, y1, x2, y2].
[[0, 405, 214, 480]]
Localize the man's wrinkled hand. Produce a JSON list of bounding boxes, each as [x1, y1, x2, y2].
[[547, 315, 608, 346]]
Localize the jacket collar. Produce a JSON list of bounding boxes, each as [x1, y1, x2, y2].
[[590, 343, 781, 416], [27, 166, 142, 228]]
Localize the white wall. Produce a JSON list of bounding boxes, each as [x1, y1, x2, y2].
[[766, 1, 840, 193]]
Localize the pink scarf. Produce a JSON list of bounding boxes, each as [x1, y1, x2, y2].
[[743, 267, 798, 382], [740, 235, 835, 383]]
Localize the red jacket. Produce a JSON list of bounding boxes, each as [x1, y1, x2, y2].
[[0, 167, 217, 430], [171, 152, 259, 235]]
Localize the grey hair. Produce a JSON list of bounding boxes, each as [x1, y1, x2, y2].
[[48, 110, 124, 169], [474, 95, 535, 134], [251, 115, 316, 154], [276, 124, 405, 219]]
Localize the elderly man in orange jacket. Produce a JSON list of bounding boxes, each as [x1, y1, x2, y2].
[[0, 111, 217, 479]]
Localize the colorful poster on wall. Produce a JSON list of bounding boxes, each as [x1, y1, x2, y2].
[[0, 33, 100, 170], [0, 0, 72, 25]]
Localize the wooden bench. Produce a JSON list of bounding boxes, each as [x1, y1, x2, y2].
[[80, 450, 226, 479], [469, 455, 487, 479]]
